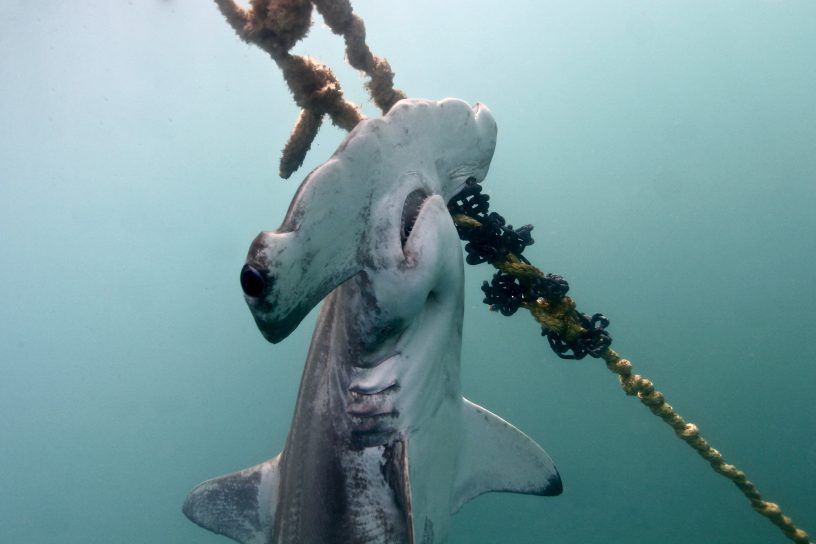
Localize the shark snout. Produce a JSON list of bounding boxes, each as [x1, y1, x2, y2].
[[240, 234, 306, 344], [241, 228, 361, 344]]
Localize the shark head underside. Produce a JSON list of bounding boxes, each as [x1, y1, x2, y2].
[[240, 98, 497, 345], [184, 98, 561, 544]]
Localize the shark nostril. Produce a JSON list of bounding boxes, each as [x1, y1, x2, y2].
[[240, 264, 266, 298]]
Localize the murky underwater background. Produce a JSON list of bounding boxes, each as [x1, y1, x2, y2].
[[2, 1, 815, 542]]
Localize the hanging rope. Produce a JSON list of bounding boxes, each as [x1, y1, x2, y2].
[[214, 0, 405, 178], [448, 180, 812, 544]]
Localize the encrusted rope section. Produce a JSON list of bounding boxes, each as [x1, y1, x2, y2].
[[214, 0, 405, 178], [451, 210, 812, 544], [279, 108, 322, 180], [312, 0, 406, 114]]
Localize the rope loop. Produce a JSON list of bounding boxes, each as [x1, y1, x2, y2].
[[215, 0, 406, 178]]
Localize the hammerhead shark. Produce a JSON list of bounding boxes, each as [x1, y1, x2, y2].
[[183, 98, 562, 543]]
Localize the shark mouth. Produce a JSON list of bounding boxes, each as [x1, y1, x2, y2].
[[400, 188, 431, 249]]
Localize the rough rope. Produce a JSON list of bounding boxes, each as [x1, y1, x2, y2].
[[214, 0, 405, 178], [452, 213, 812, 544]]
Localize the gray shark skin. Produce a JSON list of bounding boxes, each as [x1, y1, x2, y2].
[[184, 98, 562, 544]]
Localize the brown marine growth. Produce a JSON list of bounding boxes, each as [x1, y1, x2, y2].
[[214, 0, 406, 178]]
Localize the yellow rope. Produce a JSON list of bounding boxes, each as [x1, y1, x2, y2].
[[601, 349, 811, 544], [453, 214, 812, 544]]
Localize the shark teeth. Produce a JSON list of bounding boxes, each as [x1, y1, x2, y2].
[[400, 189, 431, 249]]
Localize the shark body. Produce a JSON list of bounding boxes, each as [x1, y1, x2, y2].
[[183, 99, 561, 543]]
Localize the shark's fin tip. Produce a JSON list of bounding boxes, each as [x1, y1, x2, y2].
[[452, 398, 562, 512], [183, 454, 280, 544]]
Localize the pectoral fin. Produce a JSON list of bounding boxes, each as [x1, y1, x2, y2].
[[452, 399, 562, 513], [183, 454, 280, 544]]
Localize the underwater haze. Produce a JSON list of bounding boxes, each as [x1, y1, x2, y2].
[[1, 1, 815, 543]]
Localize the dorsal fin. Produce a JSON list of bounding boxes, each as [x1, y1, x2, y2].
[[452, 399, 562, 513], [183, 454, 280, 544]]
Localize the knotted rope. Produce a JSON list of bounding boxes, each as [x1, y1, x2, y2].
[[214, 0, 405, 178]]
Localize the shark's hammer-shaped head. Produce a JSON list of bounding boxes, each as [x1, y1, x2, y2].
[[240, 99, 497, 346], [184, 104, 563, 543]]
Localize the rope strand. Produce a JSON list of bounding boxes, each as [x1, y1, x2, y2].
[[214, 0, 405, 178], [453, 213, 812, 544], [602, 349, 810, 543]]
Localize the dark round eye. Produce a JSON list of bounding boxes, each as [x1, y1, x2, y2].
[[240, 264, 266, 298], [401, 189, 430, 248]]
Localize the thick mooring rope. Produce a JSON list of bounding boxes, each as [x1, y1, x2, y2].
[[214, 0, 405, 178], [451, 207, 812, 544]]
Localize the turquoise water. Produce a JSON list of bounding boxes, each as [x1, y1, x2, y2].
[[2, 1, 815, 542]]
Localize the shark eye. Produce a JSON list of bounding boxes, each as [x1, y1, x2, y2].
[[400, 189, 429, 248], [240, 264, 266, 298]]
